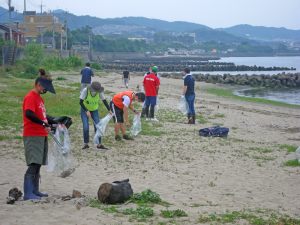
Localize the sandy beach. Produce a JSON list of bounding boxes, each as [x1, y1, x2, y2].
[[0, 71, 300, 225]]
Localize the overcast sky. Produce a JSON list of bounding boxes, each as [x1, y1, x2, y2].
[[3, 0, 300, 30]]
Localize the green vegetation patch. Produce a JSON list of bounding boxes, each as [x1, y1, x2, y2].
[[283, 159, 300, 167]]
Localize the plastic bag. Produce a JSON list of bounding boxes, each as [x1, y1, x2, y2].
[[130, 113, 142, 136], [295, 146, 300, 163], [45, 126, 74, 176], [141, 85, 145, 93], [177, 98, 189, 115], [94, 114, 113, 145], [155, 96, 160, 112]]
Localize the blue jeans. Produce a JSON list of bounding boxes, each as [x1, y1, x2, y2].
[[185, 94, 195, 115], [81, 107, 101, 144]]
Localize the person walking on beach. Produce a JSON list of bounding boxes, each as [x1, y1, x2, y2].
[[22, 68, 66, 200], [80, 62, 94, 93], [110, 91, 145, 141], [182, 67, 195, 124], [143, 66, 160, 122], [141, 64, 162, 117], [122, 68, 130, 88], [80, 81, 112, 150]]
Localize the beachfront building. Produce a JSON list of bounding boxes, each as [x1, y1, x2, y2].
[[0, 24, 25, 46], [13, 11, 63, 40]]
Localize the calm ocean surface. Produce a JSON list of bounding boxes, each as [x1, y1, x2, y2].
[[199, 57, 300, 105]]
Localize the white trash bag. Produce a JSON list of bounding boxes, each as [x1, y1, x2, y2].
[[45, 126, 74, 176], [155, 96, 160, 112], [94, 114, 113, 145], [141, 85, 145, 93], [177, 98, 189, 115], [295, 146, 300, 163], [130, 113, 142, 137]]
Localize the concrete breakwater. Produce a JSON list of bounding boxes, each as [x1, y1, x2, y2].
[[101, 61, 295, 72], [157, 72, 300, 88]]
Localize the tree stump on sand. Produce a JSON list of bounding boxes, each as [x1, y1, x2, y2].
[[7, 187, 22, 204], [98, 179, 133, 204]]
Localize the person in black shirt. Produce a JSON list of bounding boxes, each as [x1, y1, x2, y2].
[[122, 68, 130, 88]]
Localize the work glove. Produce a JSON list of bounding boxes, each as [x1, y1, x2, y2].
[[181, 95, 185, 100]]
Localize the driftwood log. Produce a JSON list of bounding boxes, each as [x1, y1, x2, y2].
[[97, 179, 133, 204], [6, 187, 23, 204]]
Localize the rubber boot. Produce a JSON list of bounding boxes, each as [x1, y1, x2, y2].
[[185, 114, 193, 124], [23, 174, 41, 200], [33, 174, 48, 197], [141, 108, 146, 118], [192, 115, 196, 124]]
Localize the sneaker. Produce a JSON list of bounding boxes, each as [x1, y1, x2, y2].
[[151, 117, 159, 122], [146, 118, 150, 121], [97, 144, 108, 150], [123, 134, 133, 141], [82, 144, 89, 150], [115, 135, 122, 141]]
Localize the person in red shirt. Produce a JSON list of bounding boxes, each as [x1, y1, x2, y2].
[[143, 66, 160, 122], [22, 68, 65, 200]]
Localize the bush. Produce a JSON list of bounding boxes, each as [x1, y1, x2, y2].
[[25, 63, 39, 75], [91, 62, 103, 70], [5, 66, 13, 72]]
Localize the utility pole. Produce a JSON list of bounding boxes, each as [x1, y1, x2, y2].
[[65, 10, 68, 50], [24, 0, 27, 46], [88, 27, 92, 60], [39, 1, 46, 46], [8, 0, 12, 41], [52, 11, 55, 49]]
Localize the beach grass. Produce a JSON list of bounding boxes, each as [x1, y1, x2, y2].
[[204, 88, 300, 107]]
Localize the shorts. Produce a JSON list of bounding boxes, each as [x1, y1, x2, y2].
[[23, 136, 48, 166], [145, 96, 157, 106], [110, 101, 124, 123]]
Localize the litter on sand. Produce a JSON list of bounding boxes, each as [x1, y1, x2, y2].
[[93, 114, 113, 146], [295, 146, 300, 163], [178, 98, 189, 115], [45, 126, 74, 176]]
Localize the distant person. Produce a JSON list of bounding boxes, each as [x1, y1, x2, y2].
[[182, 67, 195, 124], [143, 66, 160, 122], [122, 68, 130, 88], [80, 62, 94, 93], [141, 64, 162, 118], [110, 91, 145, 141], [79, 81, 112, 150]]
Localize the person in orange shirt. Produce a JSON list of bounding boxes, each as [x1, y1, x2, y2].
[[110, 91, 145, 141]]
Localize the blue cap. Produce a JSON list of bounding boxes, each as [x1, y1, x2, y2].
[[37, 77, 56, 94]]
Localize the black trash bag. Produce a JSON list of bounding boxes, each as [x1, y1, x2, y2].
[[50, 116, 73, 134]]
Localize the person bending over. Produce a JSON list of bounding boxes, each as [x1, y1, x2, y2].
[[110, 91, 145, 141]]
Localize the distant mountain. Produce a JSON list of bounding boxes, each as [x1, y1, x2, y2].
[[217, 24, 300, 41], [192, 28, 251, 44], [112, 17, 211, 32], [0, 6, 23, 23]]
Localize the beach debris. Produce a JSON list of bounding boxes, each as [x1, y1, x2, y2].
[[6, 187, 22, 204], [58, 168, 75, 178], [72, 190, 82, 198], [75, 198, 89, 210], [294, 146, 300, 163], [98, 179, 133, 204], [52, 195, 72, 201]]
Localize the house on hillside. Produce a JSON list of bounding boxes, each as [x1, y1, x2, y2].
[[0, 24, 25, 46]]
